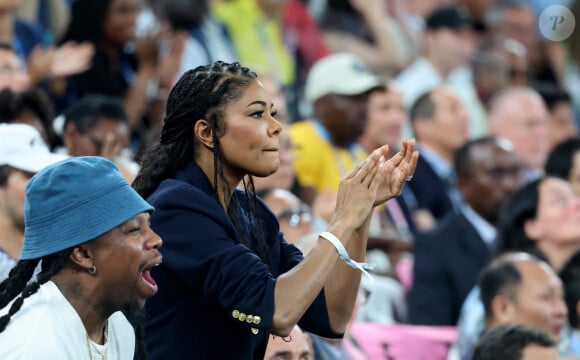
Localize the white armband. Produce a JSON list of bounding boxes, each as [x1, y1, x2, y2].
[[319, 231, 375, 280]]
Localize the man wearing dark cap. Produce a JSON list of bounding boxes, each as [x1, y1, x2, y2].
[[395, 5, 486, 138]]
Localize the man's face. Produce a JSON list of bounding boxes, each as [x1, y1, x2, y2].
[[360, 89, 406, 149], [0, 49, 29, 92], [499, 6, 537, 50], [460, 140, 523, 224], [264, 326, 312, 360], [420, 88, 470, 153], [428, 27, 476, 70], [491, 93, 549, 171], [66, 117, 129, 158], [325, 92, 369, 146], [0, 168, 34, 232], [508, 262, 567, 342]]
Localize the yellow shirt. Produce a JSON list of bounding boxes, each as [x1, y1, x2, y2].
[[213, 0, 295, 86], [290, 121, 366, 193]]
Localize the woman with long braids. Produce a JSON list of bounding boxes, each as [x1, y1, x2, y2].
[[133, 60, 418, 359], [0, 156, 163, 359]]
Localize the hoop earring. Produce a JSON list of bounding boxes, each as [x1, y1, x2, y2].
[[88, 266, 97, 274]]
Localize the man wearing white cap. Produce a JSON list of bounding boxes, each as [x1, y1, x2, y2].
[[0, 123, 66, 280], [290, 52, 386, 206]]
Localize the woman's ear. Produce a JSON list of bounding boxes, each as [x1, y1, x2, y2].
[[524, 218, 541, 243], [194, 119, 214, 149]]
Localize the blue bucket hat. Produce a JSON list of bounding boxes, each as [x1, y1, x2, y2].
[[20, 156, 154, 260]]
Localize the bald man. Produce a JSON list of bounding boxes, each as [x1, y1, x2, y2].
[[488, 87, 549, 181]]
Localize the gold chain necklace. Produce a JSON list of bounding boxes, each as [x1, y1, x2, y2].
[[86, 321, 108, 360]]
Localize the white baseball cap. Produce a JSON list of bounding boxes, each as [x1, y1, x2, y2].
[[304, 53, 386, 103], [0, 123, 67, 173]]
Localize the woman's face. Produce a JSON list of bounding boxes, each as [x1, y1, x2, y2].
[[252, 127, 294, 191], [526, 177, 580, 246], [218, 80, 283, 179], [102, 0, 139, 45], [90, 212, 163, 309]]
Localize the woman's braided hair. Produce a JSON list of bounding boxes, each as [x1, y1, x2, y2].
[[133, 61, 272, 269]]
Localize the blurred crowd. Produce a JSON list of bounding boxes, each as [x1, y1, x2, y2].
[[2, 0, 580, 359]]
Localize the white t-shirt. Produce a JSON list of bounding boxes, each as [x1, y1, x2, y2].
[[0, 281, 135, 359]]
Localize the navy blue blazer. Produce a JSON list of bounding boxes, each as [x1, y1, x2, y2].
[[144, 162, 338, 359], [408, 211, 491, 326], [407, 154, 455, 221]]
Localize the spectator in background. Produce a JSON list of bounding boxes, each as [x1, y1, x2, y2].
[[356, 85, 417, 267], [289, 53, 386, 206], [318, 0, 410, 75], [17, 0, 71, 44], [258, 188, 319, 254], [137, 0, 232, 81], [488, 86, 549, 182], [479, 253, 566, 348], [0, 0, 93, 89], [498, 176, 580, 273], [395, 5, 486, 138], [58, 0, 181, 132], [0, 44, 30, 92], [0, 87, 56, 148], [484, 0, 563, 87], [59, 94, 137, 182], [0, 123, 65, 280], [454, 175, 580, 360], [536, 85, 578, 152], [213, 0, 330, 121], [409, 136, 522, 326], [406, 87, 469, 223], [264, 325, 313, 360], [472, 36, 529, 106], [0, 42, 91, 94], [545, 138, 580, 197], [472, 324, 558, 360]]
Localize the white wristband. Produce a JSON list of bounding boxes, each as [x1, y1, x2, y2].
[[319, 231, 375, 280]]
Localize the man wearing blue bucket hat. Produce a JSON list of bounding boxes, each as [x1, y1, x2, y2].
[[0, 156, 162, 360]]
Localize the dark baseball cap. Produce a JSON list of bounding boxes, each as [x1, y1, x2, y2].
[[426, 6, 472, 31]]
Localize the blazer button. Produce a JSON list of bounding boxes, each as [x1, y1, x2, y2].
[[232, 310, 239, 319], [251, 328, 259, 335], [246, 315, 254, 323], [239, 313, 247, 321], [252, 316, 261, 325]]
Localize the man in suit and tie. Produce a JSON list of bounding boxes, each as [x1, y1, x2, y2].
[[405, 86, 470, 227], [409, 136, 523, 325]]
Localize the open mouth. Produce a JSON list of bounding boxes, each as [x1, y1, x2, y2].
[[140, 258, 162, 295]]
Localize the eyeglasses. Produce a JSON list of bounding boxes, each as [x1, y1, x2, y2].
[[277, 205, 312, 228]]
